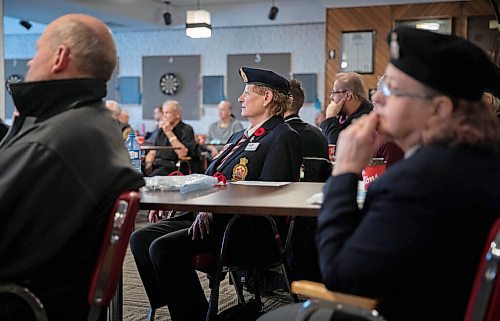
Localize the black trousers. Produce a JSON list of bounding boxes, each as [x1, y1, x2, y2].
[[130, 214, 285, 321], [129, 215, 217, 321]]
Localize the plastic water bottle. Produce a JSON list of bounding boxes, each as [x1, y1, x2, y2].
[[125, 132, 142, 173]]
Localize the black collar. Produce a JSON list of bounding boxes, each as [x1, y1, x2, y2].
[[10, 78, 107, 122]]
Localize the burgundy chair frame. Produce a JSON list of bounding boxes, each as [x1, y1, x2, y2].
[[463, 218, 500, 321]]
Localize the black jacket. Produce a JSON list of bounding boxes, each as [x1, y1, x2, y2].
[[284, 114, 331, 182], [0, 79, 144, 321], [320, 100, 373, 145], [0, 120, 8, 142], [317, 143, 500, 321], [206, 115, 302, 263]]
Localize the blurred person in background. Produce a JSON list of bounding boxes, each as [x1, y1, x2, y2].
[[320, 72, 373, 145], [106, 99, 133, 139], [205, 100, 244, 158]]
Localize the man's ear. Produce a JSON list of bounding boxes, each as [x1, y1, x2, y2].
[[52, 45, 70, 74]]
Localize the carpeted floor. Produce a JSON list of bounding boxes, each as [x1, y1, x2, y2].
[[122, 218, 294, 321]]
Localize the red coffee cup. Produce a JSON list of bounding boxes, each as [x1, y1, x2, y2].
[[328, 144, 336, 162], [137, 136, 145, 146], [362, 158, 386, 191]]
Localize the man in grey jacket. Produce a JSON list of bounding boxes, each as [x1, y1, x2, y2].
[[0, 14, 144, 321]]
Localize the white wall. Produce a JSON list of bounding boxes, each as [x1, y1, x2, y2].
[[4, 22, 326, 133]]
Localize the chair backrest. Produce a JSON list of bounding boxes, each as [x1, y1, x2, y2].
[[300, 157, 332, 183], [463, 218, 500, 321], [87, 191, 140, 315]]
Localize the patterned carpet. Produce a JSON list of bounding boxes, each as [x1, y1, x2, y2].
[[122, 217, 294, 321]]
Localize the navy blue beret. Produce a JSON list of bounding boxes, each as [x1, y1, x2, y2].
[[387, 26, 499, 101], [239, 67, 290, 94]]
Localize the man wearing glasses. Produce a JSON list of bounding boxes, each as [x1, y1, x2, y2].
[[320, 72, 373, 145]]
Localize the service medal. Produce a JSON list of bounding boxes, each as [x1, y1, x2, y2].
[[232, 157, 249, 181]]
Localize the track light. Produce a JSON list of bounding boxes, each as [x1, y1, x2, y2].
[[268, 0, 278, 21], [163, 1, 172, 26], [163, 12, 172, 25], [19, 20, 32, 30]]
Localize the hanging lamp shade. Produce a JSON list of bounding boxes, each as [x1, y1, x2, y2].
[[186, 9, 212, 38]]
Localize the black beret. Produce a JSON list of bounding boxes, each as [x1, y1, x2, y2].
[[387, 26, 500, 101], [239, 67, 290, 94]]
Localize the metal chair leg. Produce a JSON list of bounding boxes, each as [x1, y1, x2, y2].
[[108, 276, 123, 321], [229, 271, 246, 304]]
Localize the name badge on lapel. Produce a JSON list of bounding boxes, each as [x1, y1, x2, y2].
[[245, 143, 260, 151]]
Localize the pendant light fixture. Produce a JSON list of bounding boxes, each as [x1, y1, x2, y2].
[[185, 0, 211, 38]]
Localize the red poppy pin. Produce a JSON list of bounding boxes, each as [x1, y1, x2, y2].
[[254, 127, 265, 137]]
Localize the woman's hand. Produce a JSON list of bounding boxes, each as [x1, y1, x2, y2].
[[333, 112, 387, 175], [188, 212, 213, 240]]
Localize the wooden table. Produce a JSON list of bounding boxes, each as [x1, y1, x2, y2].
[[140, 182, 324, 217]]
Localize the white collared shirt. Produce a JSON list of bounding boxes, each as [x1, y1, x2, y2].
[[245, 116, 272, 137], [404, 144, 421, 159]]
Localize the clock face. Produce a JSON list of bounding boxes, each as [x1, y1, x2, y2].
[[159, 73, 180, 95], [5, 74, 24, 95]]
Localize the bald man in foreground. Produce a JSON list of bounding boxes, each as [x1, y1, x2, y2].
[[0, 14, 144, 321]]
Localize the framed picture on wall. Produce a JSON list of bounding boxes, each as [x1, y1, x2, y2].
[[340, 30, 374, 74]]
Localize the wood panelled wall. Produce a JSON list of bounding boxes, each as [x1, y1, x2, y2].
[[324, 0, 495, 103]]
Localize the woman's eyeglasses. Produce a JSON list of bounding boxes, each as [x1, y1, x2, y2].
[[376, 75, 434, 100]]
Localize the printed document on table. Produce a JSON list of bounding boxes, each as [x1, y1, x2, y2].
[[230, 181, 290, 187]]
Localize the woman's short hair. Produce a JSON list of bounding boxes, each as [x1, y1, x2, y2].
[[252, 85, 292, 117]]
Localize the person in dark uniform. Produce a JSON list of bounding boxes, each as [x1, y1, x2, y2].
[[0, 14, 144, 321], [320, 72, 373, 145], [286, 79, 331, 182], [143, 100, 199, 176], [130, 67, 302, 321], [0, 118, 8, 141], [284, 79, 330, 282], [259, 26, 500, 321]]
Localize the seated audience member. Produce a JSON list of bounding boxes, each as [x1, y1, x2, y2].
[[106, 99, 133, 139], [259, 26, 500, 321], [144, 105, 163, 143], [0, 14, 144, 321], [205, 100, 244, 157], [320, 72, 373, 145], [286, 79, 330, 182], [0, 118, 8, 141], [130, 67, 302, 321], [284, 79, 330, 282], [143, 100, 198, 176]]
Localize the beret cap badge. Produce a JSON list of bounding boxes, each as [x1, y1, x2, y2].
[[390, 32, 400, 60], [240, 68, 248, 83]]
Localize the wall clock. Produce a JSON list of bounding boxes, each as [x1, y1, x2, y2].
[[159, 73, 180, 95]]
